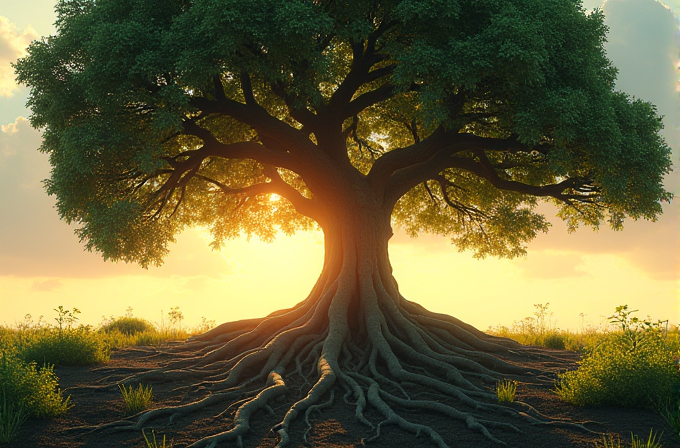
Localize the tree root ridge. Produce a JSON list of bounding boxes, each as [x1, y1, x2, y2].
[[86, 278, 596, 448]]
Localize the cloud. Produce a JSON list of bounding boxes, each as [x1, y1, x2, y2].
[[0, 16, 37, 98], [525, 201, 680, 281], [513, 251, 587, 279], [31, 278, 63, 291], [0, 117, 235, 279]]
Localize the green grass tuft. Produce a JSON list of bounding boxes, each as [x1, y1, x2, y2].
[[119, 383, 153, 415], [496, 379, 517, 404], [630, 429, 664, 448], [0, 391, 29, 444], [595, 433, 623, 448], [142, 428, 173, 448], [594, 431, 664, 448], [659, 398, 680, 440]]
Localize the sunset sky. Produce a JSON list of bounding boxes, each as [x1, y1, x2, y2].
[[0, 0, 678, 332]]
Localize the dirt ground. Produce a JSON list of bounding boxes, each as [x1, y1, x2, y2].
[[8, 344, 679, 448]]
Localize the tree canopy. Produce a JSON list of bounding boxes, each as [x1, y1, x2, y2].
[[14, 2, 676, 446], [15, 0, 672, 266]]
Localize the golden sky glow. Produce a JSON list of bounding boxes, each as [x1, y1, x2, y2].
[[0, 0, 678, 331]]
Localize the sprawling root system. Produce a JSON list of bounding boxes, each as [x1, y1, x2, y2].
[[84, 236, 593, 448]]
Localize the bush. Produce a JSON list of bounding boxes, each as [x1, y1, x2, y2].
[[0, 350, 71, 418], [540, 332, 567, 350], [19, 327, 109, 366], [556, 307, 680, 408], [100, 317, 154, 336]]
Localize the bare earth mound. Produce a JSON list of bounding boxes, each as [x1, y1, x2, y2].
[[9, 343, 678, 448]]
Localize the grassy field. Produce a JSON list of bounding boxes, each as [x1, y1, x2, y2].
[[0, 304, 678, 447], [0, 306, 214, 445]]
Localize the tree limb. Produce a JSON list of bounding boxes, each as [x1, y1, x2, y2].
[[195, 170, 319, 220]]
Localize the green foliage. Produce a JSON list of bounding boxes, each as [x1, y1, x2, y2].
[[13, 0, 672, 266], [556, 308, 680, 408], [119, 383, 153, 415], [496, 379, 517, 404], [18, 326, 109, 366], [0, 392, 28, 444], [0, 351, 71, 419], [12, 308, 109, 366]]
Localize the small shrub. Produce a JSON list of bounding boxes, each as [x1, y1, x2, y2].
[[0, 350, 71, 418], [52, 306, 81, 332], [119, 383, 153, 415], [496, 379, 517, 404], [556, 307, 680, 408], [541, 332, 566, 350], [100, 317, 154, 336]]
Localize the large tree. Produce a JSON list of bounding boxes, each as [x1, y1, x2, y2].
[[16, 0, 672, 446]]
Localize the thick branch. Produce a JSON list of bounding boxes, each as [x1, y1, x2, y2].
[[379, 133, 595, 209], [271, 81, 319, 130], [326, 19, 395, 118], [239, 72, 256, 106], [464, 150, 599, 202], [342, 83, 396, 120], [188, 97, 318, 163], [369, 127, 455, 197], [195, 171, 319, 220], [382, 139, 472, 208], [181, 120, 298, 171]]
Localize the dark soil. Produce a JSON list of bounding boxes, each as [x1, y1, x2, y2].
[[9, 344, 679, 448]]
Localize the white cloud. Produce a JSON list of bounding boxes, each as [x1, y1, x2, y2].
[[31, 278, 63, 291], [0, 16, 37, 98]]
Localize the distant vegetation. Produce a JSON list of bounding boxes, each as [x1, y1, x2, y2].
[[0, 304, 677, 446], [489, 303, 680, 443], [0, 306, 215, 444]]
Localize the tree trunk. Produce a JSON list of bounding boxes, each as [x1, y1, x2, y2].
[[102, 198, 586, 448]]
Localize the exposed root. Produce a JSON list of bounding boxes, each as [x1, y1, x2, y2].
[[80, 257, 599, 448], [186, 371, 288, 448]]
